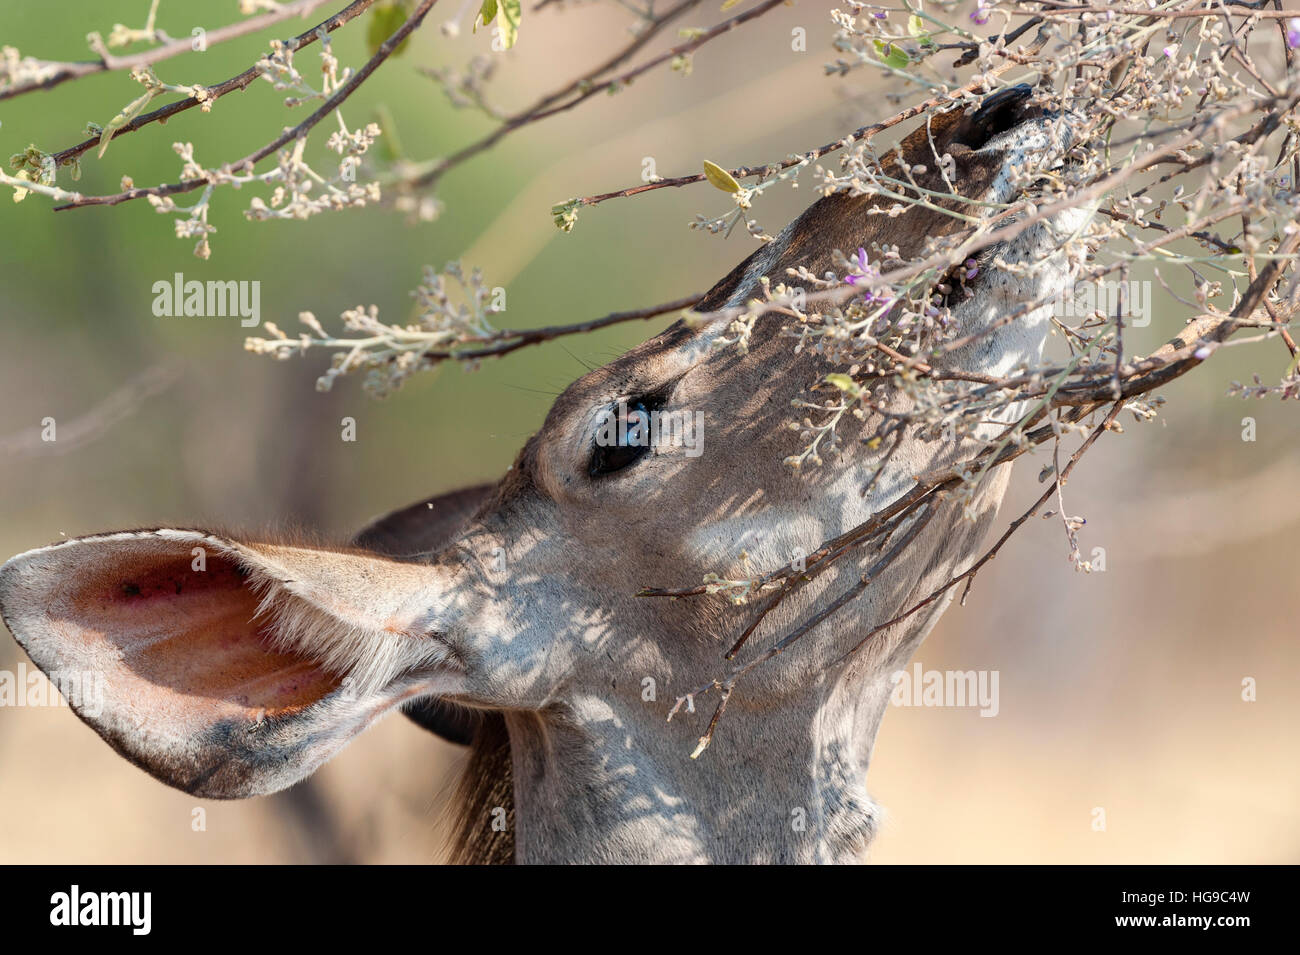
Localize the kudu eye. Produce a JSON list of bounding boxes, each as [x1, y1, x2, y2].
[[589, 399, 654, 477]]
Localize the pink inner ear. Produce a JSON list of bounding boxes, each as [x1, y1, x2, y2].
[[70, 549, 340, 714]]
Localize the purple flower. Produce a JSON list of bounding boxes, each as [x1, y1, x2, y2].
[[971, 0, 991, 26], [1163, 45, 1176, 58], [843, 247, 872, 285], [964, 258, 979, 280], [843, 248, 890, 307], [1288, 18, 1300, 49], [872, 11, 887, 19]]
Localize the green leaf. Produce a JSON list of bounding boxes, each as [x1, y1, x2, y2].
[[11, 167, 32, 203], [97, 89, 155, 159], [372, 103, 404, 162], [475, 0, 520, 48], [872, 39, 910, 70], [907, 14, 926, 36], [824, 373, 858, 392], [551, 198, 580, 232], [496, 0, 521, 49], [702, 159, 740, 193], [368, 1, 414, 58]]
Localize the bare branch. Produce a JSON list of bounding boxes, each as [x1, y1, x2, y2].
[[406, 0, 787, 192]]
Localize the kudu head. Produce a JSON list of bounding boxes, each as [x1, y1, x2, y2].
[[0, 85, 1093, 863]]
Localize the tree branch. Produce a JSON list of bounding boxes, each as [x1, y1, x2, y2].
[[44, 0, 379, 168], [52, 0, 438, 212], [0, 0, 338, 103]]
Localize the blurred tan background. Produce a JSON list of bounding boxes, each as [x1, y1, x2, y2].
[[1, 1, 1296, 863]]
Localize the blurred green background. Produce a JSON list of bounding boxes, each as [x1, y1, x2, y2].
[[1, 1, 1296, 863]]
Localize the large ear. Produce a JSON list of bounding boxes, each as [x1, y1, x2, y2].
[[0, 530, 455, 798], [351, 484, 494, 747]]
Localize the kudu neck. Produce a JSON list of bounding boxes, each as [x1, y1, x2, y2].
[[505, 668, 896, 864]]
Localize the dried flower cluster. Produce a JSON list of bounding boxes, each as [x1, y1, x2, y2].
[[246, 261, 504, 396]]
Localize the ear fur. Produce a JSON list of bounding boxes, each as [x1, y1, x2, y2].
[[350, 484, 496, 747], [0, 528, 454, 797]]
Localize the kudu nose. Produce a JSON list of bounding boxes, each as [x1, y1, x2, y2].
[[968, 83, 1036, 139]]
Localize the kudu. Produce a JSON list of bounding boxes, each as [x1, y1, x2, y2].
[[0, 85, 1093, 863]]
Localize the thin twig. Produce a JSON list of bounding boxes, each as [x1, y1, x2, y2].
[[419, 293, 703, 363], [406, 0, 705, 190], [571, 31, 1050, 209]]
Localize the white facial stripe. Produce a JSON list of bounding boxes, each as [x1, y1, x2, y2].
[[980, 112, 1081, 204]]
